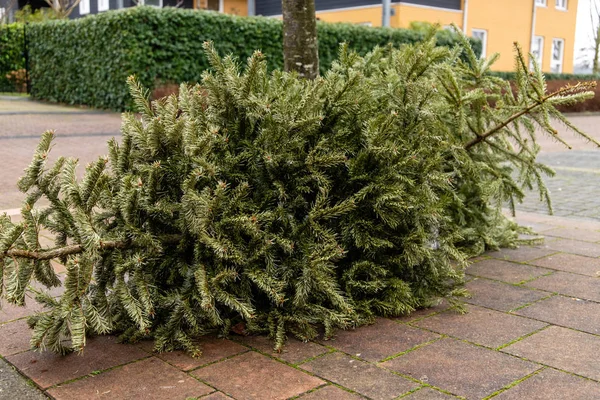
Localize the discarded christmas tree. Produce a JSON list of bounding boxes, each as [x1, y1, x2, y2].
[[0, 36, 597, 355]]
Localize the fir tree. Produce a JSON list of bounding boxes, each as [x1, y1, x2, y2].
[[0, 34, 596, 355]]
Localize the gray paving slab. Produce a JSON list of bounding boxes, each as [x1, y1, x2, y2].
[[0, 358, 47, 400]]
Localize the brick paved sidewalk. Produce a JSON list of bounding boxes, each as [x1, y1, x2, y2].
[[1, 211, 600, 399], [0, 98, 122, 209]]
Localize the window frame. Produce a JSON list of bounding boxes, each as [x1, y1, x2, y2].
[[79, 0, 90, 15], [98, 0, 109, 12], [471, 28, 488, 59], [555, 0, 567, 10], [535, 0, 547, 6], [531, 35, 544, 68], [551, 38, 565, 73]]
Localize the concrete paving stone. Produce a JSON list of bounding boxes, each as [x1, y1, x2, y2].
[[527, 252, 600, 276], [382, 338, 539, 400], [192, 351, 323, 400], [464, 278, 549, 312], [515, 295, 600, 335], [235, 335, 328, 365], [0, 319, 33, 356], [503, 326, 600, 381], [47, 357, 212, 400], [0, 357, 47, 400], [466, 259, 552, 284], [138, 336, 248, 371], [323, 318, 439, 362], [414, 304, 547, 348], [402, 387, 459, 399], [538, 238, 600, 257], [483, 247, 557, 262], [296, 385, 365, 400], [543, 227, 600, 242], [525, 271, 600, 302], [200, 392, 234, 399], [492, 368, 600, 400], [301, 352, 418, 400], [6, 335, 148, 389]]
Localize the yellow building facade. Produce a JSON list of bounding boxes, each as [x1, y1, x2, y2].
[[318, 0, 579, 73], [207, 0, 579, 73]]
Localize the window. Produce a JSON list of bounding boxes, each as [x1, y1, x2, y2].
[[472, 29, 487, 58], [79, 0, 90, 14], [531, 36, 544, 68], [139, 0, 163, 7], [555, 0, 567, 10], [197, 0, 221, 11], [98, 0, 109, 12], [535, 0, 547, 6], [551, 38, 564, 73]]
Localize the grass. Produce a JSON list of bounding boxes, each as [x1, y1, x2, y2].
[[0, 92, 29, 97]]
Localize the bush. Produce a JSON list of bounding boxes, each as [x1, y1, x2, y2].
[[545, 79, 600, 112], [26, 6, 480, 110], [490, 71, 599, 81], [1, 36, 595, 355], [0, 24, 25, 93]]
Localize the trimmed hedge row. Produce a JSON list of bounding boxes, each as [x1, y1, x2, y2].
[[0, 24, 25, 92], [27, 6, 480, 110], [490, 70, 599, 81]]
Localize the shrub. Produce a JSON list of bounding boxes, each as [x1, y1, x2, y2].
[[0, 23, 25, 93], [0, 36, 595, 355], [26, 6, 479, 110]]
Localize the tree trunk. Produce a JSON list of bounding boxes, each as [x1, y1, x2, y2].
[[282, 0, 319, 80]]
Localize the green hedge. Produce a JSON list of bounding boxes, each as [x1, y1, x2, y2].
[[0, 23, 25, 92], [490, 71, 599, 81], [27, 6, 480, 110]]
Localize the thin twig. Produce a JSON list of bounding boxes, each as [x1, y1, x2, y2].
[[464, 84, 590, 150], [4, 235, 181, 261]]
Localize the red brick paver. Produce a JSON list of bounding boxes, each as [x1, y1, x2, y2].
[[539, 237, 600, 257], [301, 352, 418, 400], [382, 338, 540, 399], [543, 227, 600, 242], [139, 336, 248, 371], [236, 335, 328, 365], [466, 259, 552, 284], [503, 326, 600, 381], [525, 271, 600, 302], [528, 252, 600, 276], [323, 318, 439, 362], [484, 247, 557, 262], [47, 357, 212, 400], [515, 295, 600, 335], [296, 385, 364, 400], [403, 387, 459, 399], [6, 336, 148, 389], [493, 368, 600, 400], [414, 304, 547, 348], [0, 319, 33, 356], [192, 352, 323, 400], [464, 278, 549, 311]]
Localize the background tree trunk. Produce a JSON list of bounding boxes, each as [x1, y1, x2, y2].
[[282, 0, 319, 79]]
